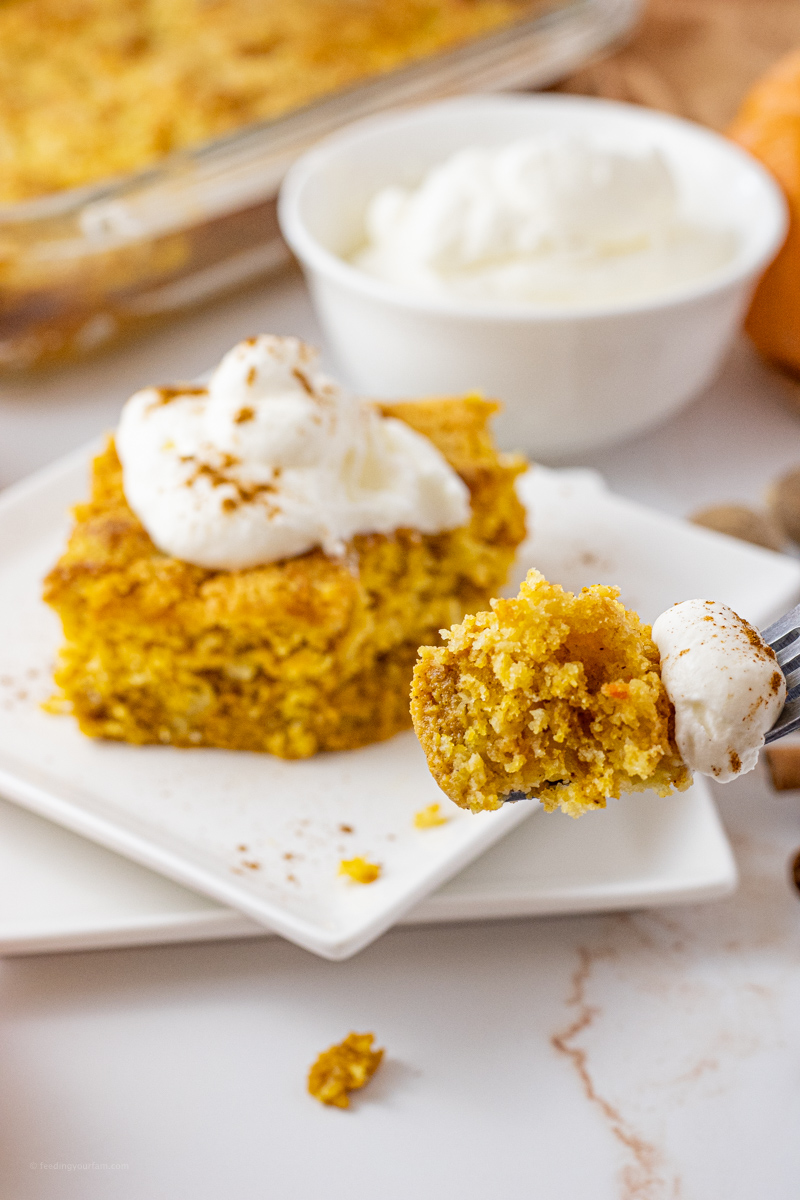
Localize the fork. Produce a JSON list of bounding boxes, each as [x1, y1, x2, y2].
[[763, 602, 800, 744]]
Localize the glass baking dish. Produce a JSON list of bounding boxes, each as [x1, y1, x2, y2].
[[0, 0, 641, 372]]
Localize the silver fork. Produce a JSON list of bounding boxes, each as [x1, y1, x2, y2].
[[762, 602, 800, 744]]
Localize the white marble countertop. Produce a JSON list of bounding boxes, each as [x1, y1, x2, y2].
[[2, 267, 800, 1200]]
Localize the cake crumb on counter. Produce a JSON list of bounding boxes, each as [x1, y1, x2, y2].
[[308, 1033, 384, 1109]]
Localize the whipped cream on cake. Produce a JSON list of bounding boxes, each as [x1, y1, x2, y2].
[[353, 135, 736, 307], [116, 335, 470, 569], [652, 599, 785, 782]]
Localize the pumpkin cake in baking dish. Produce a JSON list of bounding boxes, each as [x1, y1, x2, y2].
[[43, 335, 526, 758], [0, 0, 546, 203]]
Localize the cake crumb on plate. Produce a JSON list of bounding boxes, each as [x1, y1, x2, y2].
[[414, 803, 449, 829], [339, 857, 381, 884]]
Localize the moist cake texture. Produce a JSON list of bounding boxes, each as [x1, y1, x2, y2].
[[44, 396, 526, 758], [411, 569, 691, 817]]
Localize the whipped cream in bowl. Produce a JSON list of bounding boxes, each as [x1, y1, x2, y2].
[[116, 335, 470, 570], [279, 94, 787, 456], [652, 599, 785, 782], [353, 135, 737, 309]]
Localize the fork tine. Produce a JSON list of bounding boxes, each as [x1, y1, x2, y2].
[[776, 641, 800, 670], [778, 657, 800, 685], [760, 605, 800, 744], [769, 628, 800, 655], [763, 602, 800, 649], [766, 695, 800, 743]]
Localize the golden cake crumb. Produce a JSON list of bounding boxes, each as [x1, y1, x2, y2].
[[413, 803, 449, 829], [339, 857, 381, 884], [411, 569, 691, 818], [308, 1032, 384, 1109]]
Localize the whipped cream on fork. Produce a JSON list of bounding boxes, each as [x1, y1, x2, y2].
[[652, 599, 785, 782]]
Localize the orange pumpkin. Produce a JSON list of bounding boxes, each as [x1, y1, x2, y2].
[[729, 48, 800, 375]]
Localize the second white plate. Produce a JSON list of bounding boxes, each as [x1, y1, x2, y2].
[[0, 775, 734, 956]]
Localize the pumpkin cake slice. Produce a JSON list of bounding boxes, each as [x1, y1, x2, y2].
[[43, 343, 526, 759], [410, 569, 691, 817]]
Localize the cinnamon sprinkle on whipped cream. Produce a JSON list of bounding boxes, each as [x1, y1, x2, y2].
[[116, 335, 470, 570]]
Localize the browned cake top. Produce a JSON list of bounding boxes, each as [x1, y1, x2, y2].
[[44, 395, 526, 633]]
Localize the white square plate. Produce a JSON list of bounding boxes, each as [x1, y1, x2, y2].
[[0, 454, 797, 959], [0, 774, 734, 956]]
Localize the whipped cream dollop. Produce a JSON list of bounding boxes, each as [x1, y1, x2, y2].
[[652, 599, 785, 782], [353, 135, 736, 308], [116, 335, 470, 570]]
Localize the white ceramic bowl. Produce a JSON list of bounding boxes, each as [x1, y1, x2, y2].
[[279, 94, 787, 458]]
